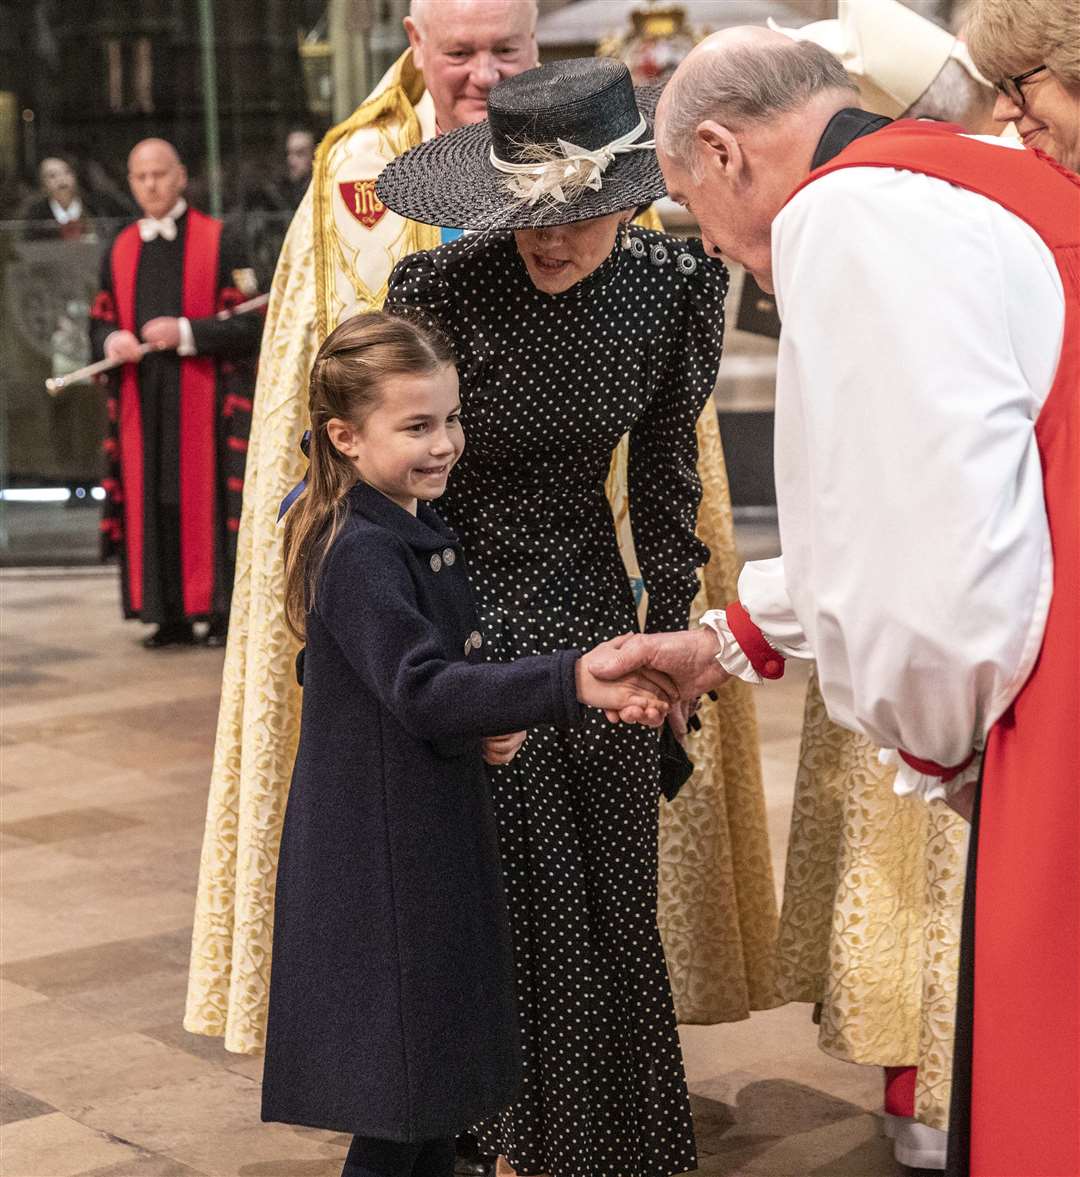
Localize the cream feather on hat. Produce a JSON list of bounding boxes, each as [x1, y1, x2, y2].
[[768, 0, 982, 118]]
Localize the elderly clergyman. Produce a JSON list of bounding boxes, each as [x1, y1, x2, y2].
[[593, 24, 1078, 1177], [751, 2, 999, 1167]]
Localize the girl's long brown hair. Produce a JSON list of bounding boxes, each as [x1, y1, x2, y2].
[[282, 310, 454, 641]]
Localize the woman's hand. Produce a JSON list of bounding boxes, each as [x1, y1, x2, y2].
[[483, 731, 528, 765], [575, 649, 673, 728]]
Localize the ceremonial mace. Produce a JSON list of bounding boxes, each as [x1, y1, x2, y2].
[[44, 292, 270, 396]]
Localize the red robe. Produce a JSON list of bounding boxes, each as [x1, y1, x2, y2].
[[796, 124, 1080, 1177], [90, 209, 258, 621]]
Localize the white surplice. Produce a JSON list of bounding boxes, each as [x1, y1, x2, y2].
[[706, 139, 1065, 799]]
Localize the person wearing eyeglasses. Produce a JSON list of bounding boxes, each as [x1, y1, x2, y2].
[[965, 0, 1080, 172]]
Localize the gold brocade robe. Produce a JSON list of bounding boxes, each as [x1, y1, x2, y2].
[[775, 672, 968, 1129], [185, 50, 778, 1054]]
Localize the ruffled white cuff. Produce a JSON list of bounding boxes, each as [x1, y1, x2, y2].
[[700, 609, 762, 685], [880, 747, 982, 803]]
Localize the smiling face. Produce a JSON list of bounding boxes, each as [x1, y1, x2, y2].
[[992, 69, 1080, 172], [514, 211, 630, 295], [405, 0, 538, 131], [327, 364, 464, 514]]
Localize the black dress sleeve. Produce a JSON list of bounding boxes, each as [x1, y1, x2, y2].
[[318, 529, 583, 740], [384, 249, 459, 347], [188, 224, 263, 358], [629, 241, 728, 633]]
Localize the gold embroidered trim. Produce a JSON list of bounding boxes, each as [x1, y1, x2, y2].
[[313, 50, 438, 339]]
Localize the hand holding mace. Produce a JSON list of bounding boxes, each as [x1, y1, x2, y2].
[[45, 292, 269, 396]]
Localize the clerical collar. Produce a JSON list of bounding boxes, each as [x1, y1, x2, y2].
[[138, 198, 188, 243], [811, 108, 892, 171], [50, 197, 83, 225]]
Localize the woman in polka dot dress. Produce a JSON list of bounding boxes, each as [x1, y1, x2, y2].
[[379, 60, 727, 1177]]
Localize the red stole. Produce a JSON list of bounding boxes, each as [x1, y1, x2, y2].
[[111, 210, 222, 616], [791, 123, 1080, 1177]]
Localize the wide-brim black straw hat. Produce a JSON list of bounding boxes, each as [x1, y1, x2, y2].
[[376, 58, 666, 231]]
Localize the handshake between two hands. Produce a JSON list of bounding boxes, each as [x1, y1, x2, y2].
[[481, 628, 731, 767]]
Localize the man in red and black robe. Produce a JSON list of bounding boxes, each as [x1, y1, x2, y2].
[[90, 139, 261, 648]]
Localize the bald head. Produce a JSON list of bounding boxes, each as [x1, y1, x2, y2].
[[405, 0, 538, 130], [409, 0, 537, 30], [128, 138, 187, 220], [657, 26, 856, 171], [128, 137, 181, 170], [655, 26, 857, 292]]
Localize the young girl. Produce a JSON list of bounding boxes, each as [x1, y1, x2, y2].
[[260, 312, 669, 1177]]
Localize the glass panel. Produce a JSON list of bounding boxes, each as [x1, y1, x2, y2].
[[0, 211, 291, 567]]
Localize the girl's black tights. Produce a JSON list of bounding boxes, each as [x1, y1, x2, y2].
[[340, 1134, 456, 1177]]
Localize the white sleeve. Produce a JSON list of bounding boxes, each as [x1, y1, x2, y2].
[[176, 317, 197, 356], [768, 164, 1061, 773], [700, 556, 812, 684]]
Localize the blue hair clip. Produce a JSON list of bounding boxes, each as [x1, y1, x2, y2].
[[277, 430, 311, 521]]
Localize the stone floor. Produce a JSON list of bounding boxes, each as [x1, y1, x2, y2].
[[1, 565, 918, 1177]]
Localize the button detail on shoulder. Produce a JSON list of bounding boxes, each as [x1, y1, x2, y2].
[[650, 243, 669, 267], [676, 252, 697, 275], [429, 553, 442, 573], [470, 631, 483, 650], [630, 237, 647, 259], [443, 548, 456, 566]]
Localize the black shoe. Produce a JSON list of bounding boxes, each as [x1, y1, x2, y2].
[[454, 1161, 493, 1177], [142, 622, 196, 649], [202, 619, 228, 648], [454, 1135, 495, 1176]]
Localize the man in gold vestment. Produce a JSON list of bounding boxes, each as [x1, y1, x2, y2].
[[186, 0, 778, 1057], [769, 1, 996, 1166]]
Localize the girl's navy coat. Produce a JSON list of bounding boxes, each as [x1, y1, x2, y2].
[[261, 481, 583, 1141]]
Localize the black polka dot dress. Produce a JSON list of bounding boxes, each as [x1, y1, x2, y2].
[[386, 226, 728, 1177]]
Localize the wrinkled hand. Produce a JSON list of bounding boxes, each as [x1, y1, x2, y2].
[[588, 629, 729, 703], [575, 645, 675, 728], [104, 329, 143, 365], [482, 731, 527, 766], [141, 316, 181, 350]]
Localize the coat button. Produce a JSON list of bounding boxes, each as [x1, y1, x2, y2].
[[443, 548, 456, 566], [464, 636, 472, 656], [470, 631, 483, 649], [429, 553, 442, 573]]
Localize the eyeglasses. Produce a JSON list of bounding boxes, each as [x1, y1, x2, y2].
[[996, 65, 1048, 108]]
